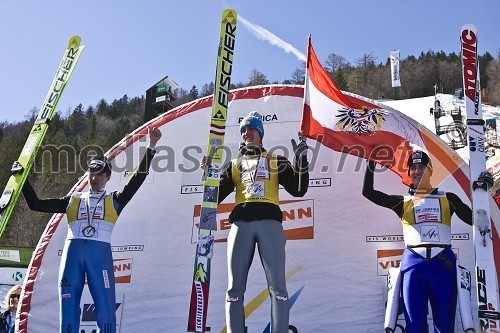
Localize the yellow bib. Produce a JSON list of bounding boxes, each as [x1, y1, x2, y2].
[[66, 192, 119, 243], [232, 152, 280, 206], [66, 193, 118, 224], [401, 192, 452, 245]]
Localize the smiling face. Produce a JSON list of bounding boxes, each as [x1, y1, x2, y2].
[[409, 163, 432, 189], [241, 126, 262, 148], [88, 171, 110, 191], [5, 285, 22, 312], [9, 293, 19, 312]]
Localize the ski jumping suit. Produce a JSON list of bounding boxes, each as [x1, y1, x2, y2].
[[218, 146, 308, 333], [363, 162, 472, 333], [22, 148, 155, 333]]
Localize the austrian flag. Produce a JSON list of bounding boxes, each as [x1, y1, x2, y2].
[[300, 37, 465, 186]]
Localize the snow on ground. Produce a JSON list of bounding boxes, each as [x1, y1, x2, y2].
[[381, 94, 500, 176]]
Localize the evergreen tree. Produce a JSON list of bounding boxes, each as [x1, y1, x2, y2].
[[189, 85, 199, 100], [68, 104, 87, 138], [85, 105, 95, 118], [486, 56, 500, 105], [96, 99, 109, 116]]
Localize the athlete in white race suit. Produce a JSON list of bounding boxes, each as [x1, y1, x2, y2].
[[363, 151, 493, 333], [18, 127, 161, 333]]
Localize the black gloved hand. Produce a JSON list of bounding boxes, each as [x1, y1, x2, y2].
[[478, 171, 494, 188], [291, 138, 308, 161], [385, 328, 394, 333], [367, 160, 377, 172], [10, 161, 24, 175], [291, 138, 308, 173]]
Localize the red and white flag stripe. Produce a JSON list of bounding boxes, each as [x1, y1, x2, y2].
[[300, 37, 464, 186]]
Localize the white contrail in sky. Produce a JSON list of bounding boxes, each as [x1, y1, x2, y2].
[[239, 15, 306, 62]]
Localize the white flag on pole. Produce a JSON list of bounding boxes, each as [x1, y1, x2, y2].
[[390, 50, 401, 87]]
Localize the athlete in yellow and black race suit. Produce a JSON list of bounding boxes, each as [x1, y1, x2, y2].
[[17, 127, 161, 333], [216, 111, 309, 333], [362, 151, 477, 333]]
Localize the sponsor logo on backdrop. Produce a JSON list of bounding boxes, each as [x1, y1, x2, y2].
[[376, 248, 460, 276], [308, 178, 331, 188], [377, 249, 404, 276], [83, 259, 132, 285], [111, 245, 144, 252], [12, 271, 23, 282], [182, 178, 331, 194], [366, 233, 469, 242], [238, 114, 278, 123], [366, 235, 404, 242], [114, 258, 133, 284], [451, 233, 470, 240], [181, 185, 203, 194], [79, 295, 123, 332], [192, 199, 314, 242], [82, 303, 122, 322], [0, 250, 21, 262]]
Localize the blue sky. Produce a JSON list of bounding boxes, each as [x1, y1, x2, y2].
[[0, 0, 498, 123]]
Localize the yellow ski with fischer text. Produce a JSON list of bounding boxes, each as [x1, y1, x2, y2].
[[187, 9, 237, 333], [0, 36, 85, 237]]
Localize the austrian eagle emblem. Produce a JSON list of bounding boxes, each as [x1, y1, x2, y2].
[[336, 107, 387, 135]]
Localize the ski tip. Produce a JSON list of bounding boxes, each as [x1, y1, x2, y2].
[[68, 36, 81, 48], [222, 8, 237, 20], [461, 24, 477, 32]]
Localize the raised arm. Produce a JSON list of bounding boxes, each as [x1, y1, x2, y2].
[[21, 179, 69, 213], [114, 127, 160, 211], [362, 160, 404, 217]]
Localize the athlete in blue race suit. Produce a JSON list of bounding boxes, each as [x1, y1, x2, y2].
[[362, 151, 490, 333], [17, 127, 161, 333]]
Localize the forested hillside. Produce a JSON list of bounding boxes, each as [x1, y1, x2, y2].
[[1, 50, 499, 247], [178, 50, 500, 104]]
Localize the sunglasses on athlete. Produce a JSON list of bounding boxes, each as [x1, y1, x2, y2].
[[88, 159, 111, 173]]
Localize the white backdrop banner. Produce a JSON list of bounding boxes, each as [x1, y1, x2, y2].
[[18, 85, 498, 332]]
